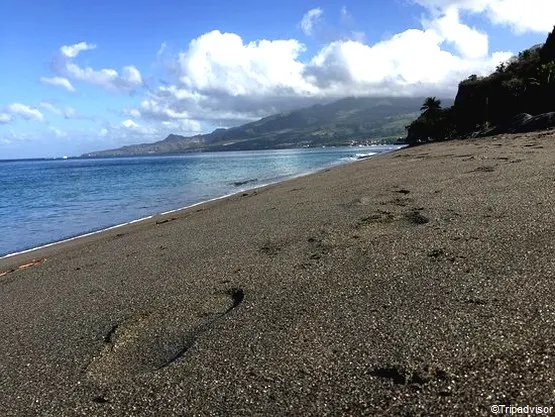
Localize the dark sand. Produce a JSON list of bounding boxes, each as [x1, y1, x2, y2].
[[1, 131, 555, 416]]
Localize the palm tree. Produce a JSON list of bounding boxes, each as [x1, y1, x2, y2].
[[420, 97, 442, 117], [528, 62, 555, 113], [529, 62, 555, 87]]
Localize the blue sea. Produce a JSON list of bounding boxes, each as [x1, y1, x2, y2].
[[0, 146, 401, 257]]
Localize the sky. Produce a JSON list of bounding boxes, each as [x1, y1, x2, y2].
[[0, 0, 553, 159]]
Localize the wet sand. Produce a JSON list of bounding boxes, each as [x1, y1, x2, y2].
[[1, 131, 555, 416]]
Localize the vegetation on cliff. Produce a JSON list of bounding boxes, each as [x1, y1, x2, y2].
[[406, 27, 555, 146]]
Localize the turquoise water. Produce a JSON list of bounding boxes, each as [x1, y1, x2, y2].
[[0, 146, 401, 257]]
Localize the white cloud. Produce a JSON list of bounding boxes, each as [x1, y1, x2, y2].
[[65, 62, 143, 92], [422, 8, 489, 59], [120, 119, 160, 135], [350, 31, 366, 43], [39, 102, 78, 119], [177, 30, 312, 96], [40, 76, 76, 92], [52, 42, 143, 92], [39, 102, 61, 115], [123, 108, 141, 118], [159, 119, 203, 134], [340, 6, 352, 24], [304, 29, 509, 95], [49, 127, 67, 138], [7, 103, 45, 122], [91, 119, 174, 146], [139, 97, 193, 120], [157, 42, 167, 57], [300, 8, 324, 36], [0, 113, 12, 124], [4, 4, 551, 155], [121, 119, 139, 129], [414, 0, 555, 34], [128, 24, 510, 130], [60, 41, 96, 58]]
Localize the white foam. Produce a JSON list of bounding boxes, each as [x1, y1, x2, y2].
[[0, 193, 238, 260], [355, 152, 377, 159]]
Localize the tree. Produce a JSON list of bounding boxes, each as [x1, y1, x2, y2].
[[405, 98, 449, 146], [532, 62, 555, 85], [420, 97, 442, 118], [528, 61, 555, 113]]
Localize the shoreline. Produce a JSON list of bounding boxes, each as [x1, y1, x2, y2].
[[0, 148, 388, 260], [2, 131, 554, 415], [0, 149, 387, 265]]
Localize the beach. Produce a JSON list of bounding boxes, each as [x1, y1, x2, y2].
[[1, 130, 555, 416]]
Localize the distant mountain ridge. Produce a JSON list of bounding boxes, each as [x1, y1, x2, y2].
[[84, 96, 453, 157]]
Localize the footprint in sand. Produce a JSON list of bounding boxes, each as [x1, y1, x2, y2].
[[405, 210, 430, 225], [370, 364, 449, 388], [259, 242, 282, 257], [358, 211, 396, 226], [470, 166, 496, 173], [87, 288, 244, 382], [357, 208, 430, 228]]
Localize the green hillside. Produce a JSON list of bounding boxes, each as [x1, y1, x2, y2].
[[84, 96, 447, 157]]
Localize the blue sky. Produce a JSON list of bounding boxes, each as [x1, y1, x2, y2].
[[0, 0, 552, 159]]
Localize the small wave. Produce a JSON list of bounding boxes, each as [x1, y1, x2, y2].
[[339, 152, 378, 163], [230, 178, 258, 187], [355, 152, 377, 159]]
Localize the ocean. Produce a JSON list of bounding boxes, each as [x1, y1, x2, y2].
[[0, 145, 402, 257]]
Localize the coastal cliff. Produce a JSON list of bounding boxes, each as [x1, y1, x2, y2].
[[406, 26, 555, 144]]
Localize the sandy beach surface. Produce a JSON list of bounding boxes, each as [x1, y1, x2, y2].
[[1, 131, 555, 416]]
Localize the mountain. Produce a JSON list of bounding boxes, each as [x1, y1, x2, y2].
[[83, 96, 453, 157]]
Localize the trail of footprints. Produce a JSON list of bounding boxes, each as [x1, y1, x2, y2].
[[256, 187, 432, 272], [357, 188, 430, 229]]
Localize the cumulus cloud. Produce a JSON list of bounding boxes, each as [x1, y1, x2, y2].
[[4, 2, 552, 154], [51, 42, 143, 92], [27, 3, 543, 147], [40, 76, 76, 92], [0, 113, 12, 124], [124, 20, 512, 131], [423, 8, 489, 59], [414, 0, 555, 34], [300, 8, 324, 36], [177, 31, 311, 96], [304, 29, 509, 96], [6, 103, 45, 122]]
